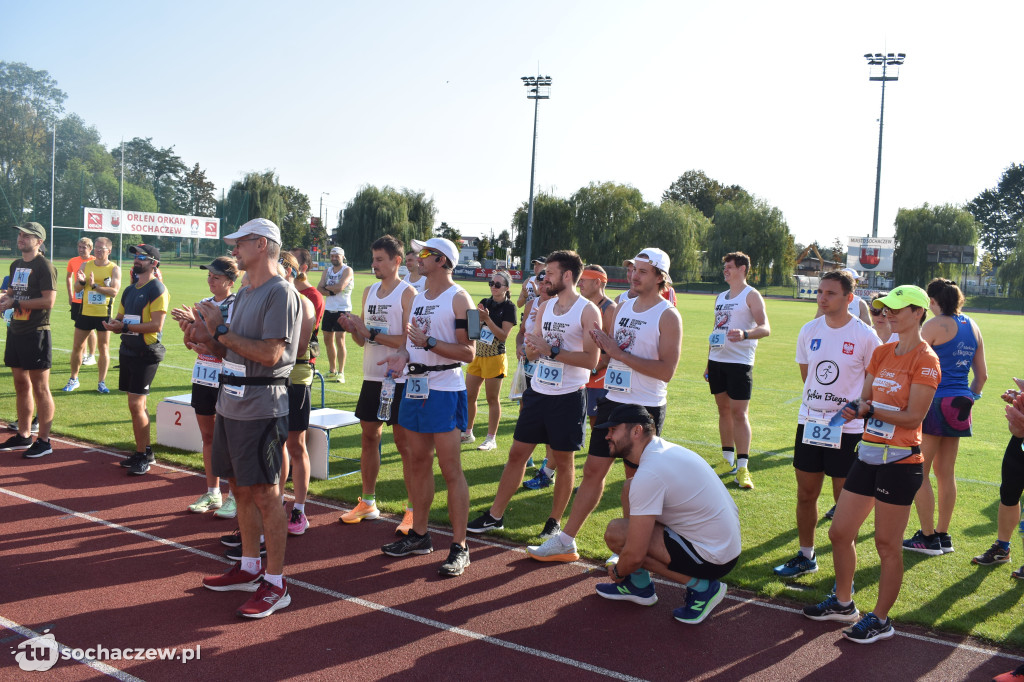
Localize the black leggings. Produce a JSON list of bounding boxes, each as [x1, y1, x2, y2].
[[999, 436, 1024, 506]]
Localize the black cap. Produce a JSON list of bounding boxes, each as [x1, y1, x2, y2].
[[596, 404, 654, 430], [532, 256, 547, 264], [129, 243, 160, 261], [200, 256, 238, 281]]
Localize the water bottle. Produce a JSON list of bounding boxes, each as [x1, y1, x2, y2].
[[378, 371, 395, 421]]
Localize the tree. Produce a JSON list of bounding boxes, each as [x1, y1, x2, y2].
[[476, 233, 492, 263], [967, 163, 1024, 265], [631, 202, 711, 283], [0, 62, 67, 224], [436, 221, 461, 245], [662, 169, 749, 219], [279, 185, 312, 248], [232, 170, 287, 228], [892, 203, 979, 286], [178, 163, 217, 216], [114, 137, 187, 214], [511, 192, 573, 264], [708, 198, 795, 286], [998, 227, 1024, 297], [495, 229, 512, 262], [569, 181, 646, 264], [830, 237, 846, 265], [335, 185, 434, 267]]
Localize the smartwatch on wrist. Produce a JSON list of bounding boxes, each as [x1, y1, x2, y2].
[[368, 329, 379, 343], [865, 403, 875, 419], [742, 330, 749, 340], [425, 336, 437, 350], [549, 346, 561, 360], [214, 324, 229, 342]]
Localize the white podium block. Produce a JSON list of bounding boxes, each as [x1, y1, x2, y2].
[[156, 394, 203, 453], [307, 408, 359, 480]]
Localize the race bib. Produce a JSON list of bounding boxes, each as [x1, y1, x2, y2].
[[221, 360, 246, 398], [522, 360, 536, 377], [865, 417, 895, 440], [368, 324, 388, 345], [11, 268, 30, 288], [802, 417, 841, 449], [122, 314, 141, 336], [865, 402, 898, 440], [192, 359, 222, 387], [604, 363, 632, 393], [479, 326, 495, 344], [709, 331, 726, 349], [87, 291, 106, 305], [406, 375, 429, 399], [534, 358, 564, 388]]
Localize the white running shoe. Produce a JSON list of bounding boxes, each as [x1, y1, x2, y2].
[[477, 437, 497, 451]]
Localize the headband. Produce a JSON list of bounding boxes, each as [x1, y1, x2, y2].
[[580, 270, 608, 283]]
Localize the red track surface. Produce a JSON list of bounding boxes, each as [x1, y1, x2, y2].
[[1, 438, 1020, 681]]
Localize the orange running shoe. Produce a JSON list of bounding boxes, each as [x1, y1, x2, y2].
[[396, 508, 414, 535], [339, 497, 380, 524]]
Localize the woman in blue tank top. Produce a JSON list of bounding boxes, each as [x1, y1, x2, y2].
[[903, 279, 988, 556]]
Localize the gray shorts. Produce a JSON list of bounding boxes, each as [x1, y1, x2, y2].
[[212, 414, 286, 487]]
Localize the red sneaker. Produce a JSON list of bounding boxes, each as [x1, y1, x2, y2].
[[237, 578, 291, 619], [202, 563, 263, 592]]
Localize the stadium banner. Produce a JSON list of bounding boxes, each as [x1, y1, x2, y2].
[[83, 207, 220, 240], [847, 237, 894, 272]]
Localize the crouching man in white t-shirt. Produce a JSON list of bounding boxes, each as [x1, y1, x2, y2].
[[596, 404, 741, 625]]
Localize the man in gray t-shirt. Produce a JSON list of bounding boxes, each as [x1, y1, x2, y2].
[[189, 218, 302, 619]]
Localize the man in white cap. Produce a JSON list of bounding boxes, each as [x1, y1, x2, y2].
[[815, 267, 873, 327], [380, 236, 476, 577], [317, 246, 354, 382], [528, 248, 681, 563], [193, 218, 303, 619]]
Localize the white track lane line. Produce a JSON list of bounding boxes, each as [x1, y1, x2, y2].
[[0, 486, 648, 682], [22, 439, 1022, 665]]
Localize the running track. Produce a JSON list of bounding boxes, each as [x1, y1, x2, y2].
[[1, 438, 1019, 681]]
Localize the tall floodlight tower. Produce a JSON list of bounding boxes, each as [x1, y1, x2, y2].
[[521, 74, 552, 269], [865, 52, 905, 239]]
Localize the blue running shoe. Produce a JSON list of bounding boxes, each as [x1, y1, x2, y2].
[[62, 377, 80, 392], [803, 593, 859, 622], [523, 468, 553, 490], [97, 381, 110, 394], [773, 552, 818, 578], [595, 576, 658, 606], [842, 612, 895, 644], [673, 581, 727, 624]]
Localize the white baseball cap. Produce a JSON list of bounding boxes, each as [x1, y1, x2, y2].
[[411, 237, 459, 266], [841, 267, 864, 282], [634, 247, 670, 274], [330, 246, 344, 256], [223, 218, 281, 245]]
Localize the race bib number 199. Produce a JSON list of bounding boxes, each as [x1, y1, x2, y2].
[[534, 358, 564, 387]]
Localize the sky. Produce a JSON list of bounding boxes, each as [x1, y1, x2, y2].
[[3, 1, 1023, 250]]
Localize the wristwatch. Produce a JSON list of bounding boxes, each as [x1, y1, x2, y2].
[[549, 346, 561, 360], [91, 283, 98, 290], [368, 329, 379, 343], [425, 336, 437, 350], [214, 324, 229, 342]]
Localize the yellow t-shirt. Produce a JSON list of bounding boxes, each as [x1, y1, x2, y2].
[[80, 261, 117, 317]]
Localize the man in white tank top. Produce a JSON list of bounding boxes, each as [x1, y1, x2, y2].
[[469, 250, 600, 544], [403, 248, 426, 293], [316, 246, 354, 382], [378, 237, 477, 578], [528, 248, 682, 563], [516, 257, 547, 309], [336, 235, 417, 529], [705, 251, 770, 490]]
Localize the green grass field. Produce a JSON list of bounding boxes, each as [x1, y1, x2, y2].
[[4, 259, 1024, 648]]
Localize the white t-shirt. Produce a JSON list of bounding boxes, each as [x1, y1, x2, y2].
[[795, 315, 881, 433], [630, 437, 741, 565]]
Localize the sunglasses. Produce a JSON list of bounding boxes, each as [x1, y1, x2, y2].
[[489, 281, 506, 288], [134, 254, 154, 262], [418, 249, 440, 259]]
